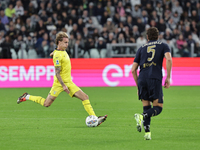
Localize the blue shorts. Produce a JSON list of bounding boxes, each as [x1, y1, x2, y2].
[[138, 78, 163, 103]]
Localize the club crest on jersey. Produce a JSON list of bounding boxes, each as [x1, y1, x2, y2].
[[56, 60, 59, 65]]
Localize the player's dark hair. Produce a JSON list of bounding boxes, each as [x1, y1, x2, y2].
[[146, 27, 159, 41], [55, 31, 68, 45]]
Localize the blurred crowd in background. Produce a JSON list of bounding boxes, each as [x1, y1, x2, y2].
[[0, 0, 200, 59]]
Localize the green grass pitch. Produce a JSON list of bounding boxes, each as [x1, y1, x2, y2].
[[0, 86, 199, 150]]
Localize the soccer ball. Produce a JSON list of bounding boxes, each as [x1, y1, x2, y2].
[[85, 115, 98, 127]]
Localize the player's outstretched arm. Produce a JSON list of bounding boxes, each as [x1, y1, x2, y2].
[[55, 66, 70, 94], [164, 52, 172, 88]]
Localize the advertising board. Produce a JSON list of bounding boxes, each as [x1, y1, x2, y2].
[[0, 58, 200, 88]]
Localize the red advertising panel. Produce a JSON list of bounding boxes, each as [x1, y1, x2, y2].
[[0, 58, 200, 88]]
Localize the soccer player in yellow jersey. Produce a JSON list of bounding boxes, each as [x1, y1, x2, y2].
[[17, 31, 107, 126]]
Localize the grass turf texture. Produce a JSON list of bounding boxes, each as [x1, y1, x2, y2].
[[0, 86, 199, 150]]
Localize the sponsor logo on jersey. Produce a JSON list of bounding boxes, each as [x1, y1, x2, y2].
[[56, 60, 59, 65]]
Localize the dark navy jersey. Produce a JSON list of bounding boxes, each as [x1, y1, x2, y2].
[[134, 40, 171, 81]]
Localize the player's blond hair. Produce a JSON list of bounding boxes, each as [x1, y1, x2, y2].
[[55, 31, 68, 45]]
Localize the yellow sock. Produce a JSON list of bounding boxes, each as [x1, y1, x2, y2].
[[29, 95, 46, 106], [82, 100, 96, 116]]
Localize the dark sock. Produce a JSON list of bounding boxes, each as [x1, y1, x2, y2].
[[143, 105, 151, 132], [142, 106, 163, 119]]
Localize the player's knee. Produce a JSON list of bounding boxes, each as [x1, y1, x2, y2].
[[44, 103, 50, 107], [43, 101, 51, 107]]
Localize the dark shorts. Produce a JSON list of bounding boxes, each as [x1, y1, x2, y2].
[[138, 78, 163, 103]]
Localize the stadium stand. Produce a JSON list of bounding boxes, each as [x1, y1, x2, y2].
[[0, 0, 200, 59]]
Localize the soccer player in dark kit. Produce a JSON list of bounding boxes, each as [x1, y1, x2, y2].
[[131, 27, 172, 140]]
